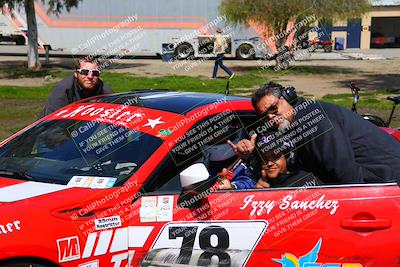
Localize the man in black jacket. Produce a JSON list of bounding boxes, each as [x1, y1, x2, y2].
[[229, 82, 400, 184], [40, 58, 112, 117]]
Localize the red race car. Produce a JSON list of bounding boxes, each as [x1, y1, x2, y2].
[[0, 90, 398, 267]]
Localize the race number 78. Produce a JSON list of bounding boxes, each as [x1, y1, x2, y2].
[[146, 221, 267, 266]]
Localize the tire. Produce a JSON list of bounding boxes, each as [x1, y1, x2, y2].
[[0, 258, 58, 267], [15, 36, 25, 45], [323, 45, 332, 52], [236, 44, 255, 60], [174, 43, 194, 60], [3, 263, 50, 267]]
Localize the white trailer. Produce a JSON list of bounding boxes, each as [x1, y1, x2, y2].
[[0, 13, 26, 45], [9, 0, 273, 59]]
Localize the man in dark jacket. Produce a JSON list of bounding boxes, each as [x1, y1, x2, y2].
[[40, 58, 112, 117], [229, 82, 400, 184]]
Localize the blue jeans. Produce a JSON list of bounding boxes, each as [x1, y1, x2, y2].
[[212, 54, 233, 78]]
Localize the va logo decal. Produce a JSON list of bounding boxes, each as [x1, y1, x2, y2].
[[272, 238, 363, 267]]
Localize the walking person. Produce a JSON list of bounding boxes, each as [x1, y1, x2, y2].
[[212, 28, 234, 79]]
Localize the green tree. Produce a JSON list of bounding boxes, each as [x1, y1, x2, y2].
[[0, 0, 82, 69], [220, 0, 370, 67]]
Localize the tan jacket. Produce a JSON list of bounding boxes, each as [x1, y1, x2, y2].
[[213, 33, 228, 54]]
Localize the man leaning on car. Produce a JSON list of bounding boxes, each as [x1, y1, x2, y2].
[[229, 82, 400, 185], [39, 58, 112, 118]]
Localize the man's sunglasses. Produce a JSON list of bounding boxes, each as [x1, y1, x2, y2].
[[259, 103, 279, 118], [76, 68, 101, 77]]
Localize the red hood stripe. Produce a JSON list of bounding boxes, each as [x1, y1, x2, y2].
[[45, 103, 185, 139]]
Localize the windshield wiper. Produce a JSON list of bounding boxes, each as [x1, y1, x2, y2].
[[0, 169, 34, 180]]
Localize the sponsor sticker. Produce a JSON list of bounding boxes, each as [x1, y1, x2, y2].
[[57, 236, 80, 263], [156, 195, 174, 222], [94, 216, 122, 230], [139, 196, 174, 222], [67, 176, 117, 189], [139, 196, 158, 222], [273, 238, 363, 267], [157, 129, 173, 138]]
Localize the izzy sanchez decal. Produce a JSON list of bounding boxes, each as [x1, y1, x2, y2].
[[272, 238, 363, 267]]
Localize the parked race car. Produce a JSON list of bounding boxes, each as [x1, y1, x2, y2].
[[0, 90, 398, 267]]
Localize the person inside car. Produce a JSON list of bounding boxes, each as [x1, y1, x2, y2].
[[214, 159, 255, 190], [215, 134, 320, 189], [201, 117, 246, 178], [228, 82, 400, 184], [253, 135, 321, 188]]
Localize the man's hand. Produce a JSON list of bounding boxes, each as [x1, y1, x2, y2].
[[255, 170, 270, 188], [227, 133, 257, 160]]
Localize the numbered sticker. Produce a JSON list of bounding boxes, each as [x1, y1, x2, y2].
[[143, 221, 267, 267]]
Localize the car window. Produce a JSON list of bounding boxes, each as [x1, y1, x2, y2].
[[0, 120, 163, 187], [144, 112, 259, 193]]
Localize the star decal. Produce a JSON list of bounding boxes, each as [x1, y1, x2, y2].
[[143, 117, 165, 129]]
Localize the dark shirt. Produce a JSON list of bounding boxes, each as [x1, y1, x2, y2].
[[40, 75, 112, 118], [291, 98, 400, 184], [230, 163, 257, 189], [230, 163, 320, 189], [266, 170, 322, 188]]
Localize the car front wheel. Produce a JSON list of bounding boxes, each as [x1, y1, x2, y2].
[[174, 43, 194, 60], [236, 44, 255, 59]]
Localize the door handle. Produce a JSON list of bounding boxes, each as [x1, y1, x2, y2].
[[340, 217, 392, 232]]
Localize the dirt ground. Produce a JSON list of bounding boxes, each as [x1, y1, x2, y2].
[[1, 56, 399, 98]]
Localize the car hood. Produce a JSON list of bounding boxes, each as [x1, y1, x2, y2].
[[0, 178, 70, 203]]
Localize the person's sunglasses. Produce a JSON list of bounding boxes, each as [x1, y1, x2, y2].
[[76, 68, 101, 77], [259, 103, 279, 118]]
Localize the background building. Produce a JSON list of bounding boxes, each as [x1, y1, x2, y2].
[[318, 0, 400, 49]]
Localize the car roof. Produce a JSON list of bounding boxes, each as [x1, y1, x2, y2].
[[83, 90, 249, 115]]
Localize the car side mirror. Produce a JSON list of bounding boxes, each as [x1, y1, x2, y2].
[[177, 163, 213, 209]]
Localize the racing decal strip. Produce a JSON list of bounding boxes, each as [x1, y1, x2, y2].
[[0, 181, 69, 202], [94, 230, 113, 256], [34, 3, 205, 29], [47, 103, 185, 139], [58, 226, 154, 263], [82, 226, 154, 259]]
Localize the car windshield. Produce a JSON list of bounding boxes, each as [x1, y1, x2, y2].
[[0, 120, 163, 187]]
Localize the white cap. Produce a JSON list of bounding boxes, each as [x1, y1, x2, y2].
[[179, 163, 210, 188]]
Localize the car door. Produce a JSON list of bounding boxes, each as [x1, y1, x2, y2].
[[128, 182, 399, 267], [237, 183, 400, 266], [128, 108, 400, 266]]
